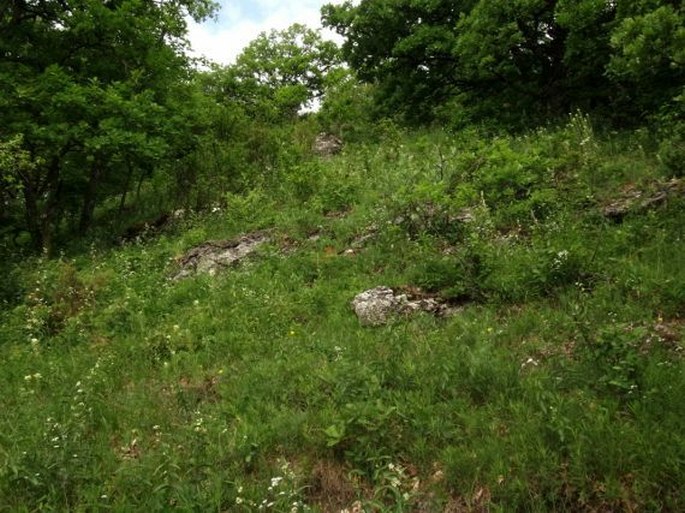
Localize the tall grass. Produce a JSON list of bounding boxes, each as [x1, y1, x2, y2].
[[1, 121, 683, 512]]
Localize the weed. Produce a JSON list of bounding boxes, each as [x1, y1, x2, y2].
[[1, 124, 683, 512]]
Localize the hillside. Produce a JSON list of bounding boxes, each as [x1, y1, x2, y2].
[[1, 119, 684, 512]]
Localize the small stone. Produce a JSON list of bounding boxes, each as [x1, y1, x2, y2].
[[455, 207, 476, 223], [312, 133, 343, 157]]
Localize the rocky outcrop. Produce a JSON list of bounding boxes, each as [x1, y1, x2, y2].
[[313, 133, 343, 157], [351, 286, 460, 326], [173, 232, 269, 280], [603, 178, 683, 221]]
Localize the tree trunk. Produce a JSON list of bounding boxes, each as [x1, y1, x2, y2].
[[118, 160, 134, 217], [21, 155, 61, 254], [41, 156, 62, 256], [135, 168, 146, 205], [79, 160, 102, 235], [22, 180, 43, 252]]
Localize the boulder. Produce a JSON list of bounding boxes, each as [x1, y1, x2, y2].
[[351, 287, 402, 326]]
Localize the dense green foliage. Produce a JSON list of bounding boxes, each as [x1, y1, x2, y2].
[[323, 0, 684, 124], [0, 0, 216, 253], [218, 24, 342, 121], [2, 0, 682, 253]]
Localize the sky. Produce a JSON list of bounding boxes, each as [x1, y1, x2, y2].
[[186, 0, 345, 66]]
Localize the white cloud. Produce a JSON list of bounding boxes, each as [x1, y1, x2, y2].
[[186, 1, 343, 66]]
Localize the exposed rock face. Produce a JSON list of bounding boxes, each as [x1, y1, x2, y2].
[[313, 133, 343, 157], [603, 178, 683, 221], [351, 286, 459, 326], [173, 232, 269, 280]]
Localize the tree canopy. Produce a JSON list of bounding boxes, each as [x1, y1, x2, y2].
[[0, 0, 681, 254], [323, 0, 684, 124], [216, 24, 342, 121], [0, 0, 216, 252]]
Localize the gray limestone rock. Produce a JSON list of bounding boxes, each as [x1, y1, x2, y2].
[[351, 286, 460, 326], [351, 286, 404, 326], [173, 232, 269, 280], [312, 133, 343, 157], [603, 178, 683, 221]]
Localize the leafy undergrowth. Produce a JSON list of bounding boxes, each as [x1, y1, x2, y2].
[[1, 118, 684, 512]]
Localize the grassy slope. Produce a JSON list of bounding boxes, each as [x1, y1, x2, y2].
[[1, 118, 684, 512]]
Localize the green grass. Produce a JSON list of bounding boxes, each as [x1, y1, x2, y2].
[[1, 120, 683, 512]]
